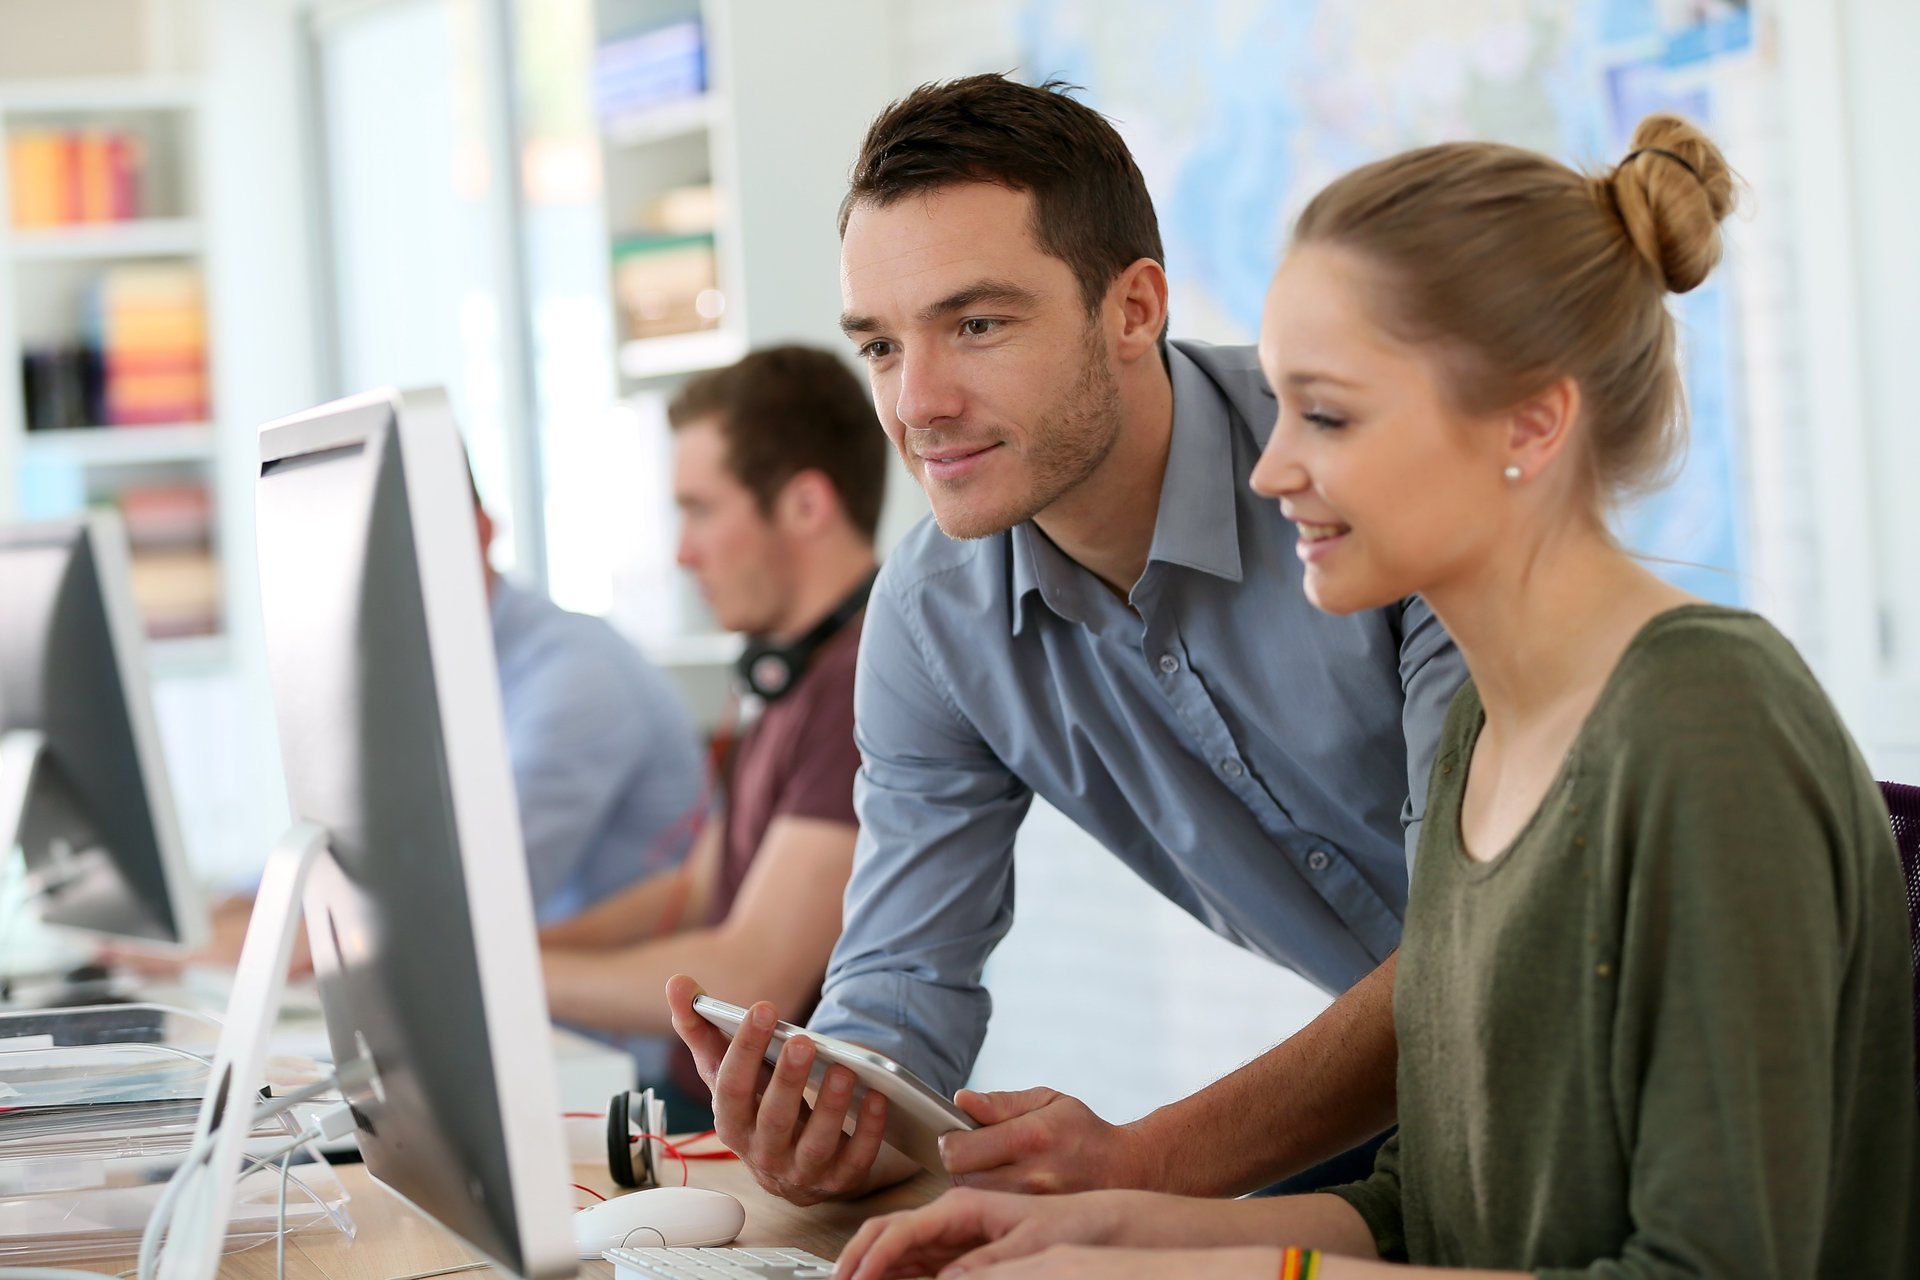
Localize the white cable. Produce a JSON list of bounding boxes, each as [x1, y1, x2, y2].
[[275, 1152, 291, 1280], [138, 1119, 328, 1280], [135, 1072, 351, 1280]]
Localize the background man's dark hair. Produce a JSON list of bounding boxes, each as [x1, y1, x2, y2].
[[840, 73, 1166, 329], [667, 345, 887, 542]]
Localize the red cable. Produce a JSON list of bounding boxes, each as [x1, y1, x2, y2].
[[560, 1114, 741, 1192], [571, 1183, 608, 1206]]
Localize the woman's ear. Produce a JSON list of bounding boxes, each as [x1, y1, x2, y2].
[[1503, 375, 1581, 483]]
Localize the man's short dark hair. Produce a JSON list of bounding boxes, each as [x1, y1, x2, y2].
[[839, 74, 1165, 323], [667, 345, 886, 542]]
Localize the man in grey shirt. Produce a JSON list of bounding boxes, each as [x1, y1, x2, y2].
[[668, 75, 1464, 1204]]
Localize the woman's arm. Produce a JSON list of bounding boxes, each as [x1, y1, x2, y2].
[[833, 1188, 1382, 1280]]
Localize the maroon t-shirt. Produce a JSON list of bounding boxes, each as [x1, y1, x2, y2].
[[711, 617, 863, 924], [669, 617, 862, 1106]]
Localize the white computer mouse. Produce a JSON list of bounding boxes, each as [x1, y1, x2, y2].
[[571, 1185, 746, 1257]]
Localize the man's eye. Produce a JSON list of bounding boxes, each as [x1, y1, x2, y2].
[[858, 340, 894, 361], [960, 318, 1001, 338]]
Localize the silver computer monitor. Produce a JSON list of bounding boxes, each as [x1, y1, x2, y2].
[[248, 387, 572, 1278], [0, 512, 204, 949]]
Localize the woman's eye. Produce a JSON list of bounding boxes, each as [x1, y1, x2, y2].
[[1303, 410, 1348, 430]]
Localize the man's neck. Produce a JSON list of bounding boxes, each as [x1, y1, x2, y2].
[[1030, 350, 1176, 598], [767, 541, 879, 644]]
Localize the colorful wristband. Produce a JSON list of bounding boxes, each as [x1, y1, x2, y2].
[[1279, 1247, 1322, 1279]]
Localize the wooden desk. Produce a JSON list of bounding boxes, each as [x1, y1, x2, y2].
[[88, 1152, 945, 1280]]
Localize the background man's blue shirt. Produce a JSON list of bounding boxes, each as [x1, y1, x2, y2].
[[491, 580, 704, 923], [812, 340, 1467, 1095]]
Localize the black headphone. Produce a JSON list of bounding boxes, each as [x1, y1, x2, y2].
[[732, 571, 876, 702]]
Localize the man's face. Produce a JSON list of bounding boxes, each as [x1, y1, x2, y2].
[[672, 419, 791, 635], [840, 183, 1123, 540]]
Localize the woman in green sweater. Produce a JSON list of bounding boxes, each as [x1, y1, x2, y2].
[[831, 114, 1918, 1280]]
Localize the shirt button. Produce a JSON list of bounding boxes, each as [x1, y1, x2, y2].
[[1307, 849, 1331, 871], [1158, 653, 1179, 675], [1220, 758, 1244, 779]]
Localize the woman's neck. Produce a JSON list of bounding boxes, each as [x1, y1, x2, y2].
[[1423, 520, 1695, 733]]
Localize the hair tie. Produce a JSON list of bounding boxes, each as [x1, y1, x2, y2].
[[1621, 146, 1701, 182]]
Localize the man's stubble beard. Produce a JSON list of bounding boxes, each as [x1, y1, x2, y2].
[[926, 322, 1124, 541]]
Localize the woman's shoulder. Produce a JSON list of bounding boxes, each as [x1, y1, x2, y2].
[[1587, 605, 1884, 836], [1602, 604, 1829, 730]]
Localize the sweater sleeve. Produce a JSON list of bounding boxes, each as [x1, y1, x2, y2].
[[1323, 1132, 1408, 1262], [1539, 656, 1860, 1279]]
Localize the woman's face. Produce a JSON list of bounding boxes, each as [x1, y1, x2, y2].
[[1250, 244, 1518, 616]]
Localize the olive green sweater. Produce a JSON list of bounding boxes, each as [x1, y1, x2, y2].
[[1330, 607, 1917, 1277]]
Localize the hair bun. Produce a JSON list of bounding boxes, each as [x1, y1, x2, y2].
[[1606, 113, 1737, 293]]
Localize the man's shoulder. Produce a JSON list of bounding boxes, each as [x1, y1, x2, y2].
[[872, 515, 1010, 624], [1168, 337, 1274, 437], [496, 583, 675, 698]]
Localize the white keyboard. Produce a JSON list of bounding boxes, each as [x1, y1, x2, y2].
[[603, 1246, 837, 1279]]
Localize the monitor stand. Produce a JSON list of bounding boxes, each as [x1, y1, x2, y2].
[[156, 820, 340, 1280], [0, 730, 44, 864]]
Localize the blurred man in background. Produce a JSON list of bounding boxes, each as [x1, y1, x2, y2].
[[540, 345, 886, 1129]]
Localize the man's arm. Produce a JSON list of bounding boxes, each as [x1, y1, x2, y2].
[[803, 580, 1034, 1096], [543, 814, 854, 1032], [938, 952, 1398, 1197], [672, 575, 1034, 1204], [504, 640, 694, 916], [538, 818, 720, 950]]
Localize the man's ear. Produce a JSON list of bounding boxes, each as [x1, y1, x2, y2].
[[1109, 257, 1169, 364], [771, 469, 840, 538]]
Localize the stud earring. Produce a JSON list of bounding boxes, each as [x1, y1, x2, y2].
[[1503, 465, 1522, 482]]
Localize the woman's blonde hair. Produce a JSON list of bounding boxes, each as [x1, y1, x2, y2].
[[1291, 113, 1737, 501]]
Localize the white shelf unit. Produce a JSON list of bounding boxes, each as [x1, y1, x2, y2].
[[9, 216, 204, 260], [0, 73, 232, 657], [602, 91, 719, 150], [573, 1, 910, 718], [22, 422, 215, 465], [593, 1, 898, 387]]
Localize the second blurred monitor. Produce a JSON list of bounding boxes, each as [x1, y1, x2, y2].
[[0, 512, 204, 954]]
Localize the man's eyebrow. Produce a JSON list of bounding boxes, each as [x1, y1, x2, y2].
[[917, 281, 1039, 324], [840, 280, 1041, 339], [839, 311, 881, 338]]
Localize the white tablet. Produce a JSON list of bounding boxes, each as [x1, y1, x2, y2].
[[691, 995, 975, 1173]]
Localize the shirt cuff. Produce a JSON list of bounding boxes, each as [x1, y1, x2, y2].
[[808, 968, 988, 1100]]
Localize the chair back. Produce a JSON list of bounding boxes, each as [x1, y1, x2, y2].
[[1877, 781, 1920, 1097]]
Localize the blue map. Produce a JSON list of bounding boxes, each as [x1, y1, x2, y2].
[[1016, 0, 1754, 602]]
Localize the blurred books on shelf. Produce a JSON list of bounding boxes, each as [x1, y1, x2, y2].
[[611, 231, 724, 343], [6, 128, 144, 227], [20, 344, 105, 431], [592, 20, 706, 127], [118, 482, 219, 639], [91, 263, 210, 425], [19, 263, 211, 430]]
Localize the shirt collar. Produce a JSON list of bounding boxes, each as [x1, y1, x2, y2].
[[1011, 343, 1247, 634], [489, 576, 539, 642]]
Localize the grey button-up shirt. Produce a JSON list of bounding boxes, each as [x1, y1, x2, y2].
[[812, 340, 1466, 1095]]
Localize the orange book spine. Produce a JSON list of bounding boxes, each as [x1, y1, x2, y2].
[[76, 130, 114, 222], [9, 132, 62, 227]]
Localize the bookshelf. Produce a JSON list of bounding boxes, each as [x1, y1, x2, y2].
[[567, 0, 905, 695], [0, 72, 228, 669]]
